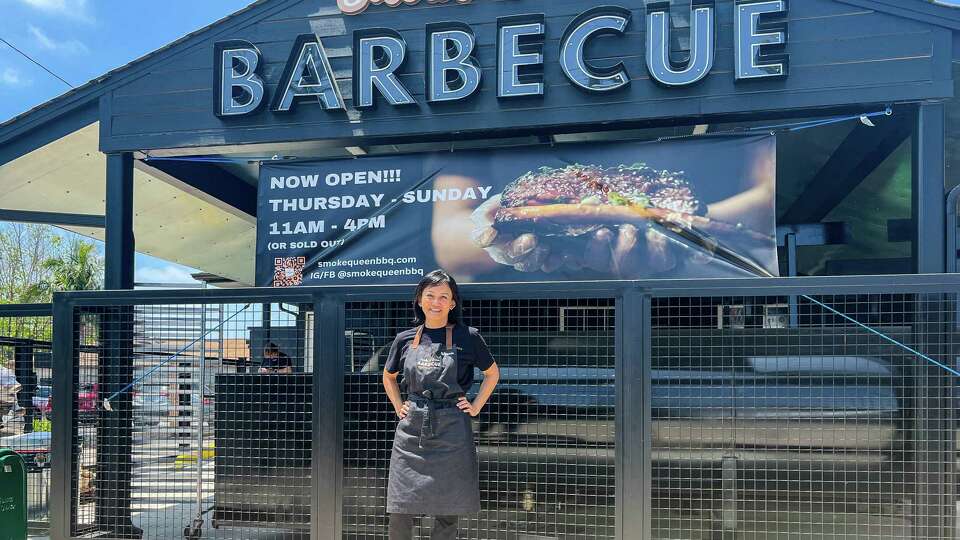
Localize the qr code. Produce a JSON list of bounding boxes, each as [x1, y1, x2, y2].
[[273, 257, 305, 287]]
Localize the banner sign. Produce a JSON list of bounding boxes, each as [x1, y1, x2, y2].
[[256, 135, 778, 286]]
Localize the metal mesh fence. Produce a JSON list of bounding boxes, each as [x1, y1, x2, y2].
[[0, 308, 53, 531], [343, 297, 617, 539], [53, 281, 960, 540], [70, 301, 312, 539], [650, 292, 956, 539]]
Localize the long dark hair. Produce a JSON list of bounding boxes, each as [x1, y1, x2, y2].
[[413, 269, 462, 325]]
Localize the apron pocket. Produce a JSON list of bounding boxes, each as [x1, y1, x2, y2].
[[393, 410, 421, 446]]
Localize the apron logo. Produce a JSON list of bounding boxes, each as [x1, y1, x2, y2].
[[417, 356, 443, 370], [416, 346, 453, 371]]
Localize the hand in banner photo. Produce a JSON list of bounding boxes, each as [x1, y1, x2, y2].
[[471, 193, 679, 276], [459, 151, 776, 279], [428, 173, 691, 279]]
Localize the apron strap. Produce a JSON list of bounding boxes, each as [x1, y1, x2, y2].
[[410, 324, 455, 350], [411, 325, 424, 350]]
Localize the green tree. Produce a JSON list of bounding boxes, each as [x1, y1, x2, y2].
[[0, 223, 58, 304], [25, 238, 103, 300], [0, 226, 103, 364]]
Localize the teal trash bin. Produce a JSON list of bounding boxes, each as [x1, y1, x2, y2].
[[0, 448, 27, 540]]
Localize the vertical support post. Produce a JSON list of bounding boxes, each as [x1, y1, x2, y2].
[[14, 344, 35, 434], [912, 102, 951, 534], [913, 102, 946, 274], [104, 153, 134, 290], [312, 295, 343, 539], [262, 303, 272, 331], [95, 305, 139, 538], [193, 302, 208, 526], [50, 299, 75, 540], [618, 287, 647, 540], [912, 293, 954, 539], [945, 186, 960, 273], [96, 152, 140, 537], [785, 233, 799, 326], [295, 306, 308, 373], [261, 303, 273, 372]]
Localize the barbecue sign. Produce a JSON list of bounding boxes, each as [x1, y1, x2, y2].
[[256, 135, 779, 286], [216, 1, 788, 117]]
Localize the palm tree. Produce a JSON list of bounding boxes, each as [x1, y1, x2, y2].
[[26, 239, 103, 298]]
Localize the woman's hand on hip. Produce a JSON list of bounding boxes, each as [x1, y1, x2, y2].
[[396, 401, 411, 419], [457, 397, 480, 417]]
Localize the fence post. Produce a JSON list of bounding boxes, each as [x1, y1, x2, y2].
[[618, 286, 648, 540], [13, 345, 35, 435], [913, 292, 955, 539], [312, 294, 343, 539], [50, 298, 74, 540], [94, 305, 140, 538]]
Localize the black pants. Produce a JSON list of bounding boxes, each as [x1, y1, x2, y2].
[[389, 513, 458, 540]]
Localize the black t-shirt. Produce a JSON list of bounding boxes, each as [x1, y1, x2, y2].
[[385, 324, 495, 391]]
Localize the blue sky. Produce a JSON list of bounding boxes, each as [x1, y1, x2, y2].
[[0, 0, 254, 122], [0, 0, 255, 285]]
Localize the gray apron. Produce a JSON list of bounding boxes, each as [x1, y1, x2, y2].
[[387, 325, 481, 515]]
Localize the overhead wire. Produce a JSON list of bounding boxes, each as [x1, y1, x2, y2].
[[0, 36, 74, 89]]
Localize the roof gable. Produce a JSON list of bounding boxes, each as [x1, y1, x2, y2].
[[0, 0, 295, 157], [0, 0, 957, 161]]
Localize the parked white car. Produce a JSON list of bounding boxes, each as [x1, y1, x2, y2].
[[132, 389, 213, 426], [0, 366, 21, 430], [0, 431, 50, 471], [0, 366, 20, 405]]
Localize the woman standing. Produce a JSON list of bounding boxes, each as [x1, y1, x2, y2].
[[383, 269, 500, 539]]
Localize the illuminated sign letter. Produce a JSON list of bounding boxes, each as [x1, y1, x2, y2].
[[353, 29, 416, 108], [560, 7, 631, 93], [338, 0, 370, 15], [497, 15, 545, 98], [735, 0, 788, 80], [215, 40, 265, 117], [646, 0, 714, 87], [426, 23, 482, 103], [272, 34, 344, 113]]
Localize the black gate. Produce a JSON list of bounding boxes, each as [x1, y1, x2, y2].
[[49, 275, 960, 539]]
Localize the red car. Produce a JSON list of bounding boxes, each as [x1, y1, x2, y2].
[[32, 385, 52, 415], [78, 383, 97, 422]]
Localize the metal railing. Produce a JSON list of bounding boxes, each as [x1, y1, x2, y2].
[[48, 275, 960, 539]]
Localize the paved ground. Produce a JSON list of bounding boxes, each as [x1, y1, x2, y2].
[[17, 423, 956, 539]]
